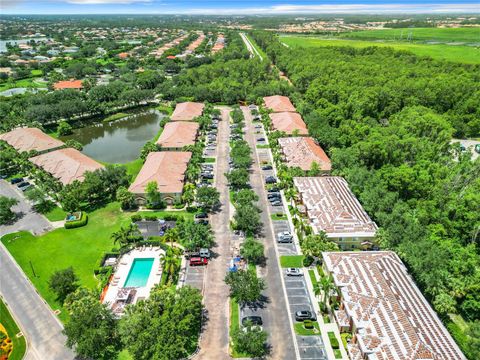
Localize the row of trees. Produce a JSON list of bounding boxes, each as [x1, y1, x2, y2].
[[62, 285, 203, 360], [252, 31, 480, 359]]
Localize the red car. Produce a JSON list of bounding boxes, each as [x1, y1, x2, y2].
[[189, 257, 208, 266]]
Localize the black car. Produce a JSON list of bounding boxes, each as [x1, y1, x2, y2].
[[265, 176, 277, 184], [10, 177, 23, 184], [267, 187, 279, 193], [257, 137, 265, 142], [195, 213, 208, 219], [242, 316, 263, 327], [262, 165, 273, 170], [202, 173, 214, 179], [267, 192, 281, 199], [17, 181, 30, 188], [295, 310, 316, 321]]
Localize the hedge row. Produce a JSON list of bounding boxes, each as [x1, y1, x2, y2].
[[64, 212, 88, 229], [328, 332, 339, 349]]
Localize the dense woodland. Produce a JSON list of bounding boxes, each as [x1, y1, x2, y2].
[[252, 31, 480, 358]]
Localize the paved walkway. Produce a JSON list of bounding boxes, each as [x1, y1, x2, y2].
[[195, 108, 232, 360], [0, 243, 75, 360]]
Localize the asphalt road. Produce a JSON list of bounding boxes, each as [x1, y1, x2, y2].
[[243, 107, 298, 360], [0, 180, 74, 360], [195, 108, 232, 360], [0, 180, 51, 237]]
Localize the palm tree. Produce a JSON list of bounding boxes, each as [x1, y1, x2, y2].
[[160, 248, 179, 285], [163, 227, 179, 248], [320, 275, 335, 311], [111, 226, 131, 248], [182, 183, 195, 207]]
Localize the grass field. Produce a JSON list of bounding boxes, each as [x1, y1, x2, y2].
[[0, 300, 27, 360], [280, 36, 480, 64], [245, 34, 268, 61], [339, 27, 480, 43], [1, 202, 193, 322], [44, 205, 67, 222], [280, 255, 304, 268], [0, 77, 47, 92]]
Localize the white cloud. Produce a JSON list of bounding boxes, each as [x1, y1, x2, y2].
[[66, 0, 151, 4], [182, 3, 480, 15]]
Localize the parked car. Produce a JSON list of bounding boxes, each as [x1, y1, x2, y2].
[[295, 310, 316, 321], [277, 231, 293, 243], [267, 192, 281, 199], [257, 137, 265, 142], [195, 213, 208, 219], [19, 184, 32, 192], [475, 144, 480, 154], [10, 177, 23, 185], [197, 219, 209, 226], [189, 257, 208, 266], [202, 173, 214, 180], [262, 165, 273, 170], [267, 187, 280, 193], [286, 268, 303, 276], [17, 181, 30, 188], [265, 176, 277, 184], [242, 316, 263, 327], [255, 124, 262, 129], [248, 104, 257, 111], [270, 200, 282, 207]]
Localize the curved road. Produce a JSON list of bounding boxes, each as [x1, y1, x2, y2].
[[0, 181, 74, 360]]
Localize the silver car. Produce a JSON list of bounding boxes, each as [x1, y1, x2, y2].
[[286, 268, 303, 276]]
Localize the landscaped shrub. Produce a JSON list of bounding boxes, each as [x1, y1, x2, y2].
[[144, 214, 157, 221], [64, 212, 88, 229], [303, 255, 314, 267], [186, 206, 197, 213], [163, 214, 179, 221], [328, 332, 339, 349], [130, 214, 142, 223], [303, 320, 314, 329]]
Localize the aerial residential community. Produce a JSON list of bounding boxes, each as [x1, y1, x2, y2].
[[0, 3, 479, 360]]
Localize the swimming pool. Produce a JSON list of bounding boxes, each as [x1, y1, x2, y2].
[[123, 258, 154, 288]]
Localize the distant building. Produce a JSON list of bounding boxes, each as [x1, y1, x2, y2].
[[263, 95, 296, 113], [294, 176, 377, 249], [278, 137, 331, 172], [322, 251, 466, 360], [156, 121, 199, 150], [170, 102, 204, 121], [128, 151, 191, 205], [53, 79, 83, 90], [269, 112, 308, 135], [0, 127, 64, 154], [117, 52, 129, 59], [29, 148, 104, 185]]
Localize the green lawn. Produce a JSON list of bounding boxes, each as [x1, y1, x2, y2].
[[270, 213, 287, 221], [1, 202, 192, 322], [123, 158, 144, 180], [203, 157, 216, 163], [30, 69, 43, 76], [333, 349, 342, 359], [308, 269, 318, 287], [256, 144, 270, 149], [280, 35, 480, 64], [117, 350, 133, 360], [340, 27, 480, 43], [0, 77, 47, 92], [103, 112, 129, 123], [0, 300, 26, 360], [229, 297, 249, 358], [280, 255, 304, 268], [156, 104, 173, 115], [44, 206, 67, 222], [294, 321, 321, 336]]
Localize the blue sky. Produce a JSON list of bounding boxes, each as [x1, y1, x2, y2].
[[2, 0, 479, 15]]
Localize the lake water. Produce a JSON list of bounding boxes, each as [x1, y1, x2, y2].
[[60, 109, 163, 164]]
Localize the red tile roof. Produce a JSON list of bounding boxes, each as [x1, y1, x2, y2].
[[269, 112, 308, 135], [156, 121, 199, 149], [0, 127, 64, 153], [263, 95, 296, 113], [170, 102, 204, 121], [29, 148, 104, 185], [166, 55, 176, 60], [117, 52, 129, 59], [53, 79, 83, 90], [323, 251, 466, 360], [294, 176, 377, 237], [128, 151, 191, 194], [278, 137, 331, 171]]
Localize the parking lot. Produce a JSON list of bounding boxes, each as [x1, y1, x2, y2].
[[184, 263, 206, 291], [251, 120, 326, 360], [283, 272, 327, 360], [136, 220, 176, 239]]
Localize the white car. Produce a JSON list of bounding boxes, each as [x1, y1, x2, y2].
[[286, 268, 303, 276]]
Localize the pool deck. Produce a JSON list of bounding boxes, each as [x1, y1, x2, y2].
[[102, 247, 165, 311]]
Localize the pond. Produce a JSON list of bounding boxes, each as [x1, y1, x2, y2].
[[60, 109, 164, 164]]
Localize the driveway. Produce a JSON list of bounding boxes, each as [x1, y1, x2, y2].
[[243, 107, 297, 360], [195, 108, 232, 360], [0, 180, 51, 237]]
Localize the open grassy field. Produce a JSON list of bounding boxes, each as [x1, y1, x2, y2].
[[1, 202, 193, 322], [280, 36, 480, 64], [339, 27, 480, 43], [0, 77, 47, 92], [0, 300, 26, 360]]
